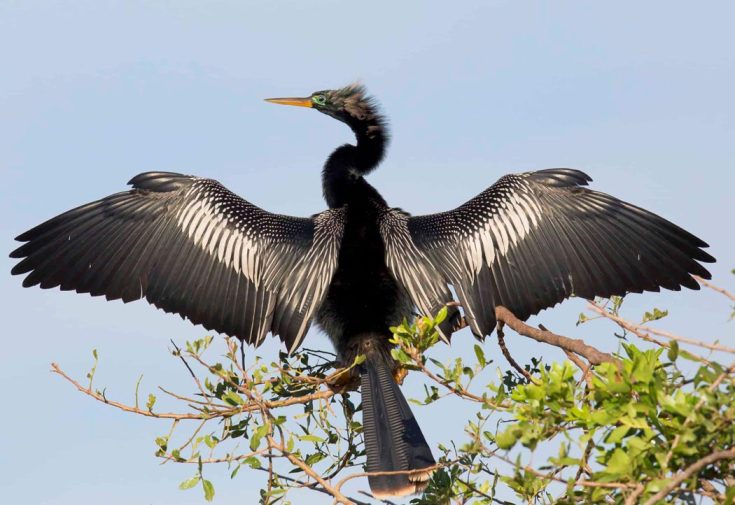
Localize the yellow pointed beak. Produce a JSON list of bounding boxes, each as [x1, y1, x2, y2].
[[264, 96, 313, 108]]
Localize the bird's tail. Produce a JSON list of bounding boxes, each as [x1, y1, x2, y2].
[[360, 356, 435, 499]]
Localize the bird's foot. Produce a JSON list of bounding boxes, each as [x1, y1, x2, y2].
[[326, 368, 360, 393], [393, 365, 408, 385]]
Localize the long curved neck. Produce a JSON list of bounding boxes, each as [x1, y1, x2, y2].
[[322, 116, 388, 209]]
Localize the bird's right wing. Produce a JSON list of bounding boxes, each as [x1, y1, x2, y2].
[[381, 168, 714, 339], [11, 172, 344, 352]]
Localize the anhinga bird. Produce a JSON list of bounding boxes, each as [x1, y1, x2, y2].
[[11, 84, 714, 498]]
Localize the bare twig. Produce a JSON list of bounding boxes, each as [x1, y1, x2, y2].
[[587, 302, 735, 355], [267, 436, 356, 505], [496, 322, 539, 384], [333, 463, 446, 497], [623, 484, 645, 505], [564, 350, 593, 388], [574, 438, 594, 483], [52, 362, 219, 420], [170, 339, 212, 406], [255, 468, 373, 505], [694, 276, 735, 302]]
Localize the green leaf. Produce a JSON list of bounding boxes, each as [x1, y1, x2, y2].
[[605, 448, 632, 478], [203, 434, 217, 449], [202, 479, 215, 501], [605, 425, 630, 444], [667, 340, 679, 362], [724, 484, 735, 505], [249, 424, 269, 452], [611, 296, 624, 313], [474, 344, 486, 367], [641, 307, 668, 323], [679, 349, 700, 361], [230, 464, 241, 479], [435, 305, 448, 325], [305, 452, 326, 465], [391, 348, 411, 364], [243, 456, 261, 469], [146, 393, 156, 412], [299, 434, 324, 443], [495, 428, 519, 450], [222, 390, 245, 406], [179, 476, 199, 490]]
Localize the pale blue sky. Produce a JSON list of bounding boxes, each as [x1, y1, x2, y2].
[[1, 1, 734, 504]]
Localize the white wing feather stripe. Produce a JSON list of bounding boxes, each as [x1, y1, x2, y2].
[[178, 191, 262, 282], [503, 204, 521, 244], [179, 199, 201, 231], [207, 216, 225, 255], [499, 208, 518, 247], [479, 225, 495, 266], [457, 187, 545, 270], [232, 234, 242, 275], [224, 229, 237, 269], [217, 228, 231, 263], [382, 213, 448, 322], [286, 215, 344, 353]]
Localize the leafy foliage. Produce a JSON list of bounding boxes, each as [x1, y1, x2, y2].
[[53, 280, 735, 504]]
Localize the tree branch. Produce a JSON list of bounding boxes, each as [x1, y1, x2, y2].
[[496, 322, 539, 384], [694, 275, 735, 302], [587, 302, 735, 355], [51, 362, 218, 420], [641, 447, 735, 505], [495, 306, 618, 366]]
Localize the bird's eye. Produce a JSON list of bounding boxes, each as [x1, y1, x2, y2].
[[312, 95, 327, 106]]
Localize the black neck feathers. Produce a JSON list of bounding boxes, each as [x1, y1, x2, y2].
[[322, 107, 388, 209]]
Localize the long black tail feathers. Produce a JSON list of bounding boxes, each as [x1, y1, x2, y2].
[[360, 357, 435, 499]]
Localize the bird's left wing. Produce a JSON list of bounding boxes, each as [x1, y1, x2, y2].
[[11, 172, 344, 352], [381, 168, 714, 339]]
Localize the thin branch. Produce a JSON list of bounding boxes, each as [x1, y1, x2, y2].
[[574, 438, 595, 483], [53, 361, 335, 418], [164, 448, 269, 465], [455, 476, 516, 505], [170, 339, 212, 406], [587, 302, 735, 355], [694, 275, 735, 302], [496, 322, 539, 384], [267, 436, 356, 505], [489, 451, 634, 490], [564, 350, 593, 388], [623, 484, 645, 505], [254, 468, 373, 505], [333, 463, 447, 497], [52, 362, 219, 420], [407, 348, 511, 410], [641, 447, 735, 505]]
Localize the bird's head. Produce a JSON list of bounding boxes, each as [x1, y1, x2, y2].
[[266, 84, 385, 138]]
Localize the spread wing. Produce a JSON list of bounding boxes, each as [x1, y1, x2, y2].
[[11, 172, 344, 352], [381, 168, 715, 338]]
